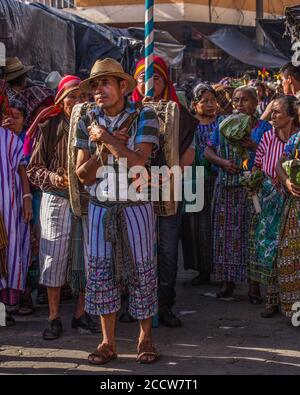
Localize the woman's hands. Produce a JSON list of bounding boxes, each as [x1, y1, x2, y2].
[[222, 159, 241, 175], [285, 179, 300, 198]]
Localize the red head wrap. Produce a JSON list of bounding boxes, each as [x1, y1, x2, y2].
[[24, 75, 81, 155], [132, 56, 180, 106]]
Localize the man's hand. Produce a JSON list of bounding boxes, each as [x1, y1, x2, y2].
[[88, 124, 111, 144], [23, 198, 33, 223], [53, 174, 69, 189], [222, 159, 241, 175], [239, 136, 258, 151], [112, 127, 129, 145], [286, 179, 300, 198]]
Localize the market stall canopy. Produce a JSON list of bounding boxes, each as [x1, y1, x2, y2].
[[206, 27, 289, 69], [258, 19, 291, 58], [0, 0, 75, 79]]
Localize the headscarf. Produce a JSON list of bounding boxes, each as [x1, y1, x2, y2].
[[14, 86, 54, 129], [23, 75, 81, 155], [131, 56, 180, 106]]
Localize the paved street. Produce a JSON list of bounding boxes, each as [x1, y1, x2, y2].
[[1, 261, 300, 375]]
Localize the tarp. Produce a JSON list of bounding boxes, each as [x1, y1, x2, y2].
[[206, 27, 289, 69], [30, 2, 122, 78], [259, 19, 291, 58], [0, 0, 75, 79]]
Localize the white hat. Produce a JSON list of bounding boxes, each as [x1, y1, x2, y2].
[[45, 71, 62, 90]]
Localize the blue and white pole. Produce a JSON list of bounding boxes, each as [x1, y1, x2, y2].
[[145, 0, 154, 97]]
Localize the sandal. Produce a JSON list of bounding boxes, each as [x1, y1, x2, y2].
[[217, 282, 235, 299], [136, 340, 160, 364], [88, 344, 118, 365], [261, 306, 279, 318]]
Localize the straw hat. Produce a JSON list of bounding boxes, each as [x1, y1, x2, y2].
[[4, 57, 34, 82], [80, 58, 137, 94]]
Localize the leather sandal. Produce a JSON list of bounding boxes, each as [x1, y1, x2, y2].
[[88, 344, 118, 365], [136, 340, 160, 364]]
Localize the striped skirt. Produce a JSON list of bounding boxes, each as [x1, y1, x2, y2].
[[277, 196, 300, 317], [86, 201, 157, 320], [248, 178, 286, 286], [212, 184, 252, 283], [39, 193, 88, 288]]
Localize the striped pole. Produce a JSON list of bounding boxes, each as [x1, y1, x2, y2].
[[145, 0, 154, 97]]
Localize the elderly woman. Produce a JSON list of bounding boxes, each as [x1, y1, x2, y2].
[[205, 86, 272, 298], [275, 99, 300, 319], [249, 96, 299, 318], [181, 83, 220, 285]]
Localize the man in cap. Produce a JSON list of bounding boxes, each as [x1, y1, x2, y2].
[[75, 58, 160, 364]]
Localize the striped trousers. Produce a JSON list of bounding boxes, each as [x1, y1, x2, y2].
[[39, 193, 88, 287]]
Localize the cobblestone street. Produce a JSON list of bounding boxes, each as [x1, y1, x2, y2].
[[1, 262, 300, 375]]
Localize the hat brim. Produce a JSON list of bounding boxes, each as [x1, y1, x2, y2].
[[80, 71, 137, 95], [55, 85, 80, 105], [5, 65, 34, 82]]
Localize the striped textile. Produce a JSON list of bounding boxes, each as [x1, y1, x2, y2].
[[74, 100, 159, 201], [212, 184, 252, 282], [0, 127, 30, 294], [86, 201, 157, 320], [39, 193, 88, 287], [254, 128, 290, 179], [27, 116, 70, 197]]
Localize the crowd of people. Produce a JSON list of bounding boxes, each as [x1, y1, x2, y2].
[[1, 53, 300, 366]]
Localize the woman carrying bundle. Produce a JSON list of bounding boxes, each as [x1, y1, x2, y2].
[[205, 86, 271, 298]]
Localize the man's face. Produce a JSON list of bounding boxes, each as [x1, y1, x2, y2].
[[10, 107, 25, 133], [137, 72, 165, 100], [281, 73, 293, 95], [63, 89, 88, 118], [89, 76, 127, 109]]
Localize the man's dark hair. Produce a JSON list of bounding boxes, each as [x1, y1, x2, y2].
[[280, 62, 300, 82], [9, 73, 28, 88], [9, 99, 27, 119]]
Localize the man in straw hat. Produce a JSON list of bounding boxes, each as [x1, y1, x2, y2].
[[27, 75, 100, 340], [4, 57, 33, 100], [75, 58, 160, 364]]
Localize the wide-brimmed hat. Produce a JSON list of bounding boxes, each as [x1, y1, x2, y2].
[[4, 57, 34, 82], [80, 58, 137, 94]]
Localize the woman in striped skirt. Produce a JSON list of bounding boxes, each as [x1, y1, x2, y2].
[[181, 83, 220, 285], [276, 102, 300, 319], [205, 86, 272, 298], [248, 96, 299, 317]]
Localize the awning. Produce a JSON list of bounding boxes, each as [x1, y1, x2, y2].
[[206, 27, 289, 69]]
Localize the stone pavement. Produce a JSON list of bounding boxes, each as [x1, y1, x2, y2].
[[1, 265, 300, 375]]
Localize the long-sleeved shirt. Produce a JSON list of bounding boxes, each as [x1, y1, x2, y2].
[[27, 114, 69, 198]]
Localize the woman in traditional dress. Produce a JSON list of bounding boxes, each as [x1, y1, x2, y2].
[[0, 125, 33, 325], [181, 83, 220, 285], [249, 96, 299, 317], [205, 86, 272, 298], [275, 99, 300, 319]]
